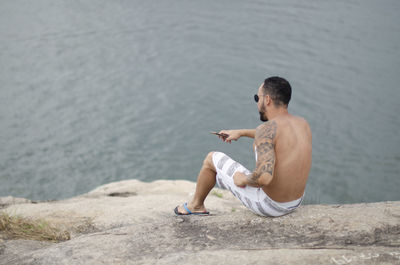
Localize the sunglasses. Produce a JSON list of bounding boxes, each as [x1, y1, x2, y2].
[[254, 94, 267, 103]]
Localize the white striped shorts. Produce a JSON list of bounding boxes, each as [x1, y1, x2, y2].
[[212, 151, 303, 217]]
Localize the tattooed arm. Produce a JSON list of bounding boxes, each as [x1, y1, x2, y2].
[[246, 121, 277, 187]]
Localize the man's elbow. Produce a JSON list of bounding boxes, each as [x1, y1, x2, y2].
[[258, 173, 273, 187]]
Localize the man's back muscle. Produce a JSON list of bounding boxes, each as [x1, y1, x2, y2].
[[258, 115, 312, 202]]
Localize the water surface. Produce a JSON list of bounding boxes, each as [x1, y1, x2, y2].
[[1, 0, 399, 204]]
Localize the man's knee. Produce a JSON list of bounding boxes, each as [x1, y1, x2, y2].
[[203, 151, 216, 170]]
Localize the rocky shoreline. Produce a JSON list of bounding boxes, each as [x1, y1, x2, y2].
[[1, 179, 399, 264]]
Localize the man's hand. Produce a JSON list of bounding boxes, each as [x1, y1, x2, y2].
[[218, 130, 242, 143], [233, 171, 248, 188]]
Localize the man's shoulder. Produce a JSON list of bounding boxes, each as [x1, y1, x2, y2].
[[280, 115, 310, 129], [294, 115, 309, 124], [255, 121, 278, 141], [258, 116, 311, 137], [293, 115, 311, 132], [255, 120, 278, 131], [282, 115, 312, 138]]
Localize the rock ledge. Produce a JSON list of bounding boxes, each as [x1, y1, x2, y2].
[[1, 179, 399, 265]]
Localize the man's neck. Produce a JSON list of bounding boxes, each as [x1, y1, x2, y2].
[[268, 107, 289, 120]]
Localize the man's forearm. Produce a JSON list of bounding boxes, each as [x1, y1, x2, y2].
[[239, 129, 256, 139]]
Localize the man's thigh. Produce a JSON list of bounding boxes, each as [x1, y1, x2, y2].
[[212, 152, 259, 204]]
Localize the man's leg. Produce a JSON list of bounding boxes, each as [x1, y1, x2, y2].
[[175, 152, 216, 214]]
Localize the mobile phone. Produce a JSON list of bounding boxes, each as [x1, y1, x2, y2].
[[210, 131, 229, 138]]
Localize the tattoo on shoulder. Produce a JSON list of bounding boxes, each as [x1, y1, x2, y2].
[[256, 121, 277, 142]]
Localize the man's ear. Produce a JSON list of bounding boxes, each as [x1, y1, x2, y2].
[[265, 95, 272, 105]]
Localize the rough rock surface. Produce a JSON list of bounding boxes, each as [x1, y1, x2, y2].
[[1, 179, 399, 265]]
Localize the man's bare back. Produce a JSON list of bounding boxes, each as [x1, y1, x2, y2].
[[257, 114, 312, 202]]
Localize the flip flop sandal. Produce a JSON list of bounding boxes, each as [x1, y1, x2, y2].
[[174, 202, 210, 216]]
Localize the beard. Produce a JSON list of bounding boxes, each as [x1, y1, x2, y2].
[[259, 111, 268, 122], [259, 102, 268, 122]]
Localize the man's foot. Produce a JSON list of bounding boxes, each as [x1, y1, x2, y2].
[[174, 202, 209, 215]]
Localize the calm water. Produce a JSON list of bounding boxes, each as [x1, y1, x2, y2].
[[1, 0, 399, 204]]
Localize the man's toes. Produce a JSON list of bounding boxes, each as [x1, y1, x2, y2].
[[174, 204, 188, 215], [178, 205, 187, 214]]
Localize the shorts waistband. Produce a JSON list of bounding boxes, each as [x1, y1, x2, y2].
[[262, 192, 304, 213]]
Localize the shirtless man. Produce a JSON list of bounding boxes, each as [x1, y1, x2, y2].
[[174, 76, 312, 217]]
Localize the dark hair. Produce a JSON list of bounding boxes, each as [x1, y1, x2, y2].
[[262, 76, 292, 107]]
